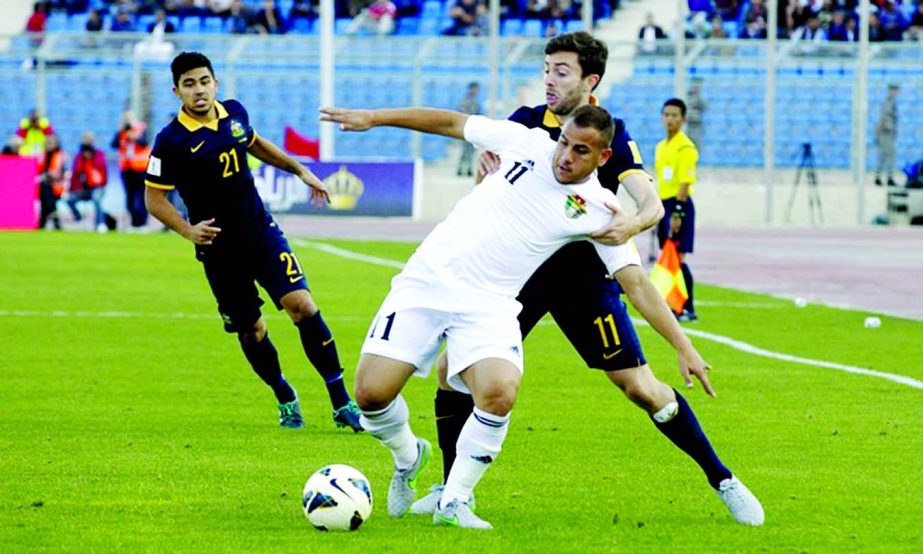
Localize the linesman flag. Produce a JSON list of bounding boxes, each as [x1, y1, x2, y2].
[[649, 238, 688, 314]]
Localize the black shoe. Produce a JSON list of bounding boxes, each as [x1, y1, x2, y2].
[[677, 310, 698, 323], [874, 178, 883, 186], [887, 178, 898, 187]]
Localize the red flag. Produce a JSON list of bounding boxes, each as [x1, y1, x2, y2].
[[649, 239, 689, 314], [283, 126, 319, 160]]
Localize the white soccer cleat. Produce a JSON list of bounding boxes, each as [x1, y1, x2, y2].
[[410, 483, 476, 515], [433, 498, 492, 530], [716, 476, 765, 525], [387, 438, 431, 517]]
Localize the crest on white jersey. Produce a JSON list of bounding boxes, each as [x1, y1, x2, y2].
[[564, 194, 587, 219]]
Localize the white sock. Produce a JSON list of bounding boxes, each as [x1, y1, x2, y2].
[[442, 407, 510, 506], [360, 395, 418, 469]]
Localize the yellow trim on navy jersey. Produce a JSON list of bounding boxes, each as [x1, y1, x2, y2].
[[617, 169, 652, 182], [177, 100, 230, 132], [248, 130, 258, 147], [145, 179, 175, 190]]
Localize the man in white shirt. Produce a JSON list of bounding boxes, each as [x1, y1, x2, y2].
[[320, 104, 720, 529]]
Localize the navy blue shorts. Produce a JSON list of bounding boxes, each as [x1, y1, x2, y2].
[[517, 243, 646, 371], [657, 197, 695, 254], [196, 223, 309, 333]]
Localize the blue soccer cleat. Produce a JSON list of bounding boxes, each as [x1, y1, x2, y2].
[[332, 400, 363, 432], [278, 400, 305, 429]]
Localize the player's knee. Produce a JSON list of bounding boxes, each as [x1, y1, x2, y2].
[[475, 380, 519, 416], [238, 319, 267, 344], [284, 294, 319, 323], [622, 379, 672, 412], [354, 382, 391, 412]]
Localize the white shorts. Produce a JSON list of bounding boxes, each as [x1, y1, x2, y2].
[[360, 282, 524, 395]]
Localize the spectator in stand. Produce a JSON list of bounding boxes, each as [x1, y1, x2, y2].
[[878, 1, 906, 40], [38, 134, 66, 230], [227, 0, 253, 33], [26, 2, 48, 34], [816, 0, 836, 28], [290, 0, 318, 20], [869, 12, 886, 41], [209, 0, 235, 17], [110, 9, 136, 32], [688, 0, 714, 16], [111, 111, 150, 229], [713, 0, 739, 21], [785, 0, 812, 38], [346, 0, 397, 35], [709, 15, 728, 38], [792, 15, 828, 42], [638, 13, 667, 53], [828, 10, 855, 41], [909, 1, 923, 41], [66, 131, 109, 233], [742, 0, 768, 38], [16, 109, 54, 156], [253, 0, 285, 34], [85, 8, 104, 31], [443, 0, 481, 36], [147, 9, 176, 33]]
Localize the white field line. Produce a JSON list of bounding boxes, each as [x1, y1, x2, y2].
[[296, 241, 923, 391]]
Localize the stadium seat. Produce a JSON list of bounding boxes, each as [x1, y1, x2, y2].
[[180, 16, 202, 33]]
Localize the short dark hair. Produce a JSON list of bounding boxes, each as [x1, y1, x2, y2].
[[545, 32, 608, 87], [570, 105, 614, 148], [662, 98, 687, 117], [171, 52, 215, 87]]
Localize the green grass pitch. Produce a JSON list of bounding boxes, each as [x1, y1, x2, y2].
[[1, 232, 921, 552]]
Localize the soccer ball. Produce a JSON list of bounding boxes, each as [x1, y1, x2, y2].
[[302, 464, 373, 531]]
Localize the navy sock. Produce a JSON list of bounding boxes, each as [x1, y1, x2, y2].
[[295, 311, 350, 409], [680, 263, 695, 313], [434, 388, 475, 483], [652, 390, 731, 489], [238, 333, 296, 404]]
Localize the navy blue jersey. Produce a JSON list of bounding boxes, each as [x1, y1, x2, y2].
[[508, 103, 648, 195], [145, 99, 270, 248]]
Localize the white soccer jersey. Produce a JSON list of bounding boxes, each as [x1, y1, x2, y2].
[[398, 115, 640, 310]]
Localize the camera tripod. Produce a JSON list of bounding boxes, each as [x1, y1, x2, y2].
[[785, 142, 823, 226]]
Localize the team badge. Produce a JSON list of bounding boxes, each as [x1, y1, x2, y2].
[[229, 119, 245, 138], [564, 194, 587, 219]]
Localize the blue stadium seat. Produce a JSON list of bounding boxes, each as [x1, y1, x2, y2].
[[203, 17, 225, 33], [180, 16, 201, 33], [523, 19, 542, 37]]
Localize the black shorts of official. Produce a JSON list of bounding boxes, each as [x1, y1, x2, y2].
[[517, 244, 647, 371], [196, 224, 310, 333], [657, 197, 695, 254]]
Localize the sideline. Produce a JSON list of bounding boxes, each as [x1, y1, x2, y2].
[[294, 240, 923, 391]]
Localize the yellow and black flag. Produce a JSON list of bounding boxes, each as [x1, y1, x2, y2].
[[649, 239, 688, 315]]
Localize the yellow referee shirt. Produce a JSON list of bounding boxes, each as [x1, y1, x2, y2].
[[655, 131, 698, 200]]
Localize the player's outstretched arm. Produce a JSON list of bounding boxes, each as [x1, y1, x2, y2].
[[613, 265, 716, 397], [590, 174, 664, 245], [145, 187, 221, 245], [320, 107, 468, 140], [248, 134, 330, 206]]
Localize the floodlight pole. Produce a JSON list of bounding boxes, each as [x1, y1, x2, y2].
[[674, 0, 686, 100], [764, 0, 778, 225], [856, 0, 870, 225], [319, 0, 335, 160]]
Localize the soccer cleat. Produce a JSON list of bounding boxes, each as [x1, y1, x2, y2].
[[387, 438, 431, 517], [716, 476, 765, 526], [433, 498, 492, 530], [278, 400, 304, 429], [332, 401, 364, 432], [677, 310, 699, 323], [410, 484, 476, 515]]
